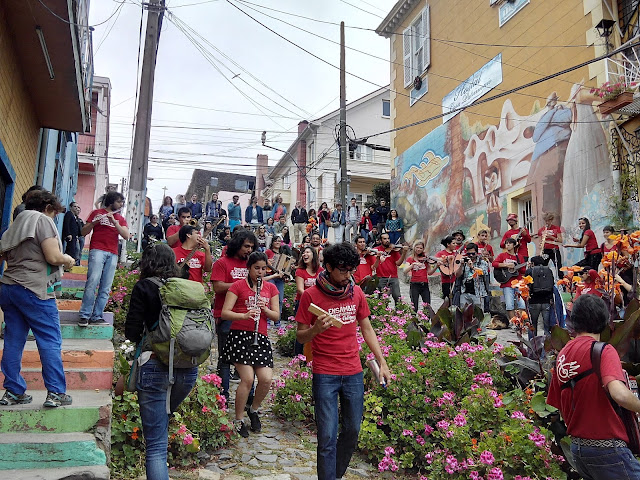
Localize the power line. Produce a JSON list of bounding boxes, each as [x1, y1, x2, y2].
[[94, 1, 126, 54], [154, 100, 301, 119], [36, 0, 128, 27], [339, 0, 383, 19]]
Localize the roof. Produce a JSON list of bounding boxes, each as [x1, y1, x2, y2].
[[312, 86, 390, 124], [376, 0, 422, 38], [186, 169, 256, 199]]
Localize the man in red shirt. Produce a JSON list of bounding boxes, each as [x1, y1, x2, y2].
[[172, 225, 213, 283], [78, 191, 129, 327], [536, 212, 563, 276], [375, 233, 409, 305], [547, 295, 640, 478], [296, 242, 391, 480], [500, 213, 531, 260], [353, 236, 380, 292], [211, 229, 256, 401], [166, 207, 192, 249], [492, 237, 526, 319]]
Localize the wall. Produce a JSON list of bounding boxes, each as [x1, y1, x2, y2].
[[0, 5, 41, 214], [387, 0, 612, 264]]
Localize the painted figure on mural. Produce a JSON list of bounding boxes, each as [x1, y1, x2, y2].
[[483, 165, 502, 239], [529, 92, 572, 224], [562, 82, 611, 231]]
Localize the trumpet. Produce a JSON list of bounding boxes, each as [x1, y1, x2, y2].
[[189, 218, 199, 227], [252, 276, 263, 347]]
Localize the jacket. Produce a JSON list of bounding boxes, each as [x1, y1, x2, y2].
[[62, 211, 81, 239], [291, 207, 308, 224], [330, 209, 346, 226], [186, 201, 203, 219], [245, 205, 264, 224]]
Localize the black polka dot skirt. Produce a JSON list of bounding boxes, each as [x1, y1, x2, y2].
[[221, 329, 274, 368]]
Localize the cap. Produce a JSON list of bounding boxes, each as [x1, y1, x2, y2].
[[506, 213, 518, 222], [587, 269, 600, 283]]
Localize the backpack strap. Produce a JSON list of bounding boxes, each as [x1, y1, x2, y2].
[[559, 341, 598, 411], [147, 277, 165, 331], [148, 276, 174, 414]]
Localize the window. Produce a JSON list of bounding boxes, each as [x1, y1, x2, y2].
[[402, 6, 430, 88], [283, 174, 291, 189], [518, 196, 534, 231], [355, 145, 371, 162], [235, 179, 248, 191], [382, 99, 390, 117]]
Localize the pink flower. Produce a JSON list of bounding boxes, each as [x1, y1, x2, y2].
[[177, 424, 187, 435], [480, 450, 495, 465], [294, 393, 302, 402], [511, 410, 527, 420], [424, 424, 434, 436], [453, 414, 467, 427], [436, 420, 450, 430], [402, 429, 414, 436], [182, 434, 194, 445], [202, 406, 210, 413], [465, 357, 476, 368], [415, 435, 425, 445], [487, 467, 504, 480]]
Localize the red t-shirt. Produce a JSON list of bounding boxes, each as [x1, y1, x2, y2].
[[296, 285, 371, 375], [375, 246, 400, 278], [295, 267, 323, 301], [492, 252, 524, 288], [86, 209, 127, 254], [547, 337, 628, 442], [227, 279, 278, 336], [435, 249, 456, 284], [583, 229, 600, 254], [602, 242, 615, 254], [353, 253, 376, 284], [538, 225, 562, 250], [211, 256, 249, 317], [406, 256, 429, 283], [172, 245, 206, 283], [575, 284, 603, 299], [476, 242, 494, 261], [167, 224, 182, 249], [501, 228, 531, 258]]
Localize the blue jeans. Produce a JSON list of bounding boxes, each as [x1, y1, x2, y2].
[[503, 286, 525, 311], [269, 278, 284, 323], [571, 443, 640, 479], [216, 319, 231, 400], [313, 372, 364, 480], [79, 249, 118, 321], [319, 222, 328, 240], [0, 284, 66, 394], [137, 358, 198, 480]]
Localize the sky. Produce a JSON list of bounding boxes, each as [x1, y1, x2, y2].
[[88, 0, 398, 209]]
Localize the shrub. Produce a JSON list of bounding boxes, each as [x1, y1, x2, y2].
[[275, 323, 298, 357], [270, 355, 314, 422], [105, 268, 140, 334]]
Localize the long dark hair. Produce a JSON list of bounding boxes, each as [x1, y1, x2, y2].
[[579, 217, 591, 242], [297, 246, 319, 272], [139, 243, 178, 280], [247, 251, 268, 269], [226, 230, 257, 258]]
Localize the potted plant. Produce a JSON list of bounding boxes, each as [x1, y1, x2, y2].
[[591, 81, 637, 115]]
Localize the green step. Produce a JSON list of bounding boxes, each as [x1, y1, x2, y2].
[[0, 433, 106, 470], [60, 323, 113, 340]]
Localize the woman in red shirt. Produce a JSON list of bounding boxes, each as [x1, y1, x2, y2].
[[403, 240, 437, 312], [566, 217, 602, 270], [293, 246, 323, 356], [221, 252, 280, 438], [435, 235, 457, 301]]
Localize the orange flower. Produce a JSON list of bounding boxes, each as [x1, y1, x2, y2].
[[131, 432, 139, 440], [504, 435, 512, 443], [472, 268, 484, 278], [572, 276, 582, 283], [521, 275, 534, 284]]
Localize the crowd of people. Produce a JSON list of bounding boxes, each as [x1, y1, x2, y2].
[[5, 185, 640, 479]]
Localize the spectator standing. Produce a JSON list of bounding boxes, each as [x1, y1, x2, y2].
[[205, 193, 223, 223], [186, 194, 203, 221], [547, 295, 640, 480], [270, 195, 287, 221], [262, 198, 272, 216], [142, 214, 164, 250], [375, 199, 389, 233], [94, 185, 117, 210], [227, 195, 242, 231], [244, 197, 264, 227], [143, 197, 153, 227], [158, 196, 174, 229], [291, 202, 308, 244], [62, 202, 81, 263], [368, 205, 380, 233], [385, 209, 404, 245], [166, 207, 192, 249], [318, 202, 331, 240], [76, 207, 85, 264], [525, 256, 554, 337], [12, 185, 46, 220], [296, 243, 391, 480], [78, 191, 129, 327], [345, 198, 360, 242], [0, 190, 76, 407], [330, 203, 346, 244], [174, 194, 187, 213], [359, 210, 373, 239]]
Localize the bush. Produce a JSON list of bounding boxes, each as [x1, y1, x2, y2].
[[275, 323, 298, 357], [106, 268, 140, 334], [271, 355, 314, 422]]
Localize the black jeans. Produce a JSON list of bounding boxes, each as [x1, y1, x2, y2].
[[575, 252, 602, 271], [409, 282, 430, 311], [215, 319, 231, 400], [528, 302, 551, 337]]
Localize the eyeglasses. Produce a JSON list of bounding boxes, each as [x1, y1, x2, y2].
[[335, 266, 357, 274]]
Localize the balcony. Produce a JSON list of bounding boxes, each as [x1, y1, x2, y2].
[[2, 0, 92, 132], [604, 38, 640, 115]]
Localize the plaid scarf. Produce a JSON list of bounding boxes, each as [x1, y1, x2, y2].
[[315, 270, 354, 300]]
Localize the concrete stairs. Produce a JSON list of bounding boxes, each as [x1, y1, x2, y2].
[[0, 250, 114, 479]]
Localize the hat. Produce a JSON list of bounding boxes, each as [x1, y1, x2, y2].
[[451, 229, 465, 240], [506, 213, 518, 222], [587, 269, 600, 283]]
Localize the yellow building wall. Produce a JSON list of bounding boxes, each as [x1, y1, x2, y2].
[[0, 6, 41, 212]]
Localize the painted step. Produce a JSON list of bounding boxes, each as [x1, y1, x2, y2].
[[0, 389, 111, 434], [62, 272, 88, 281], [61, 279, 86, 288], [59, 323, 113, 341], [0, 339, 114, 369], [70, 266, 88, 275], [0, 368, 112, 390], [3, 464, 109, 480], [0, 432, 106, 470], [59, 311, 114, 326]]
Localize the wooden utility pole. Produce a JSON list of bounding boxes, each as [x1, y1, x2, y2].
[[339, 22, 348, 211], [126, 0, 165, 251]]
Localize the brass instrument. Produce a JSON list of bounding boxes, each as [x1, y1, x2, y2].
[[189, 218, 199, 227], [252, 276, 263, 347]]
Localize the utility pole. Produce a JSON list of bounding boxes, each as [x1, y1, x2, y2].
[[339, 22, 348, 212], [126, 0, 165, 252]]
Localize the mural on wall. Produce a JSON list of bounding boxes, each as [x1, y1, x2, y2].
[[392, 82, 614, 265]]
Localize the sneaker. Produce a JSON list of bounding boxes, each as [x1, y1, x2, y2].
[[43, 392, 72, 408], [274, 321, 281, 328], [88, 318, 108, 326], [230, 371, 241, 383], [234, 420, 249, 438], [0, 390, 32, 406], [77, 317, 89, 327], [244, 394, 254, 412], [247, 409, 261, 432]]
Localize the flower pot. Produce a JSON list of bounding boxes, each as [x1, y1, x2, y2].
[[599, 91, 634, 115]]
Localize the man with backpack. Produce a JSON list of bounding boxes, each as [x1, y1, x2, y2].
[[525, 255, 555, 337], [454, 243, 489, 310]]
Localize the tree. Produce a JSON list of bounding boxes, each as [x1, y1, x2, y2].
[[369, 182, 390, 208]]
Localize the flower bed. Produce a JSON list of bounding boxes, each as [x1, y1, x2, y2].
[[271, 296, 566, 479]]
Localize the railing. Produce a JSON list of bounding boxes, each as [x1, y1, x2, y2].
[[605, 37, 640, 85], [610, 126, 640, 201], [72, 0, 94, 133]]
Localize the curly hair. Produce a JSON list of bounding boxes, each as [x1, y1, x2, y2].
[[25, 190, 64, 214], [226, 229, 257, 258], [323, 242, 359, 269], [139, 243, 178, 280], [104, 191, 124, 208]]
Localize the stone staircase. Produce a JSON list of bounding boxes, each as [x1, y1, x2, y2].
[[0, 251, 114, 479]]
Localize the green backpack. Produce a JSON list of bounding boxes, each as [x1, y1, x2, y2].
[[146, 277, 214, 381]]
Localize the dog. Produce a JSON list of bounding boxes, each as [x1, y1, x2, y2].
[[486, 313, 509, 330]]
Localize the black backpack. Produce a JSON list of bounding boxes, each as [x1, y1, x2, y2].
[[530, 265, 554, 295]]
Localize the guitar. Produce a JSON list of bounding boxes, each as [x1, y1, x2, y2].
[[177, 248, 200, 280], [623, 371, 640, 454], [493, 261, 529, 284], [512, 216, 535, 249], [428, 253, 464, 277]]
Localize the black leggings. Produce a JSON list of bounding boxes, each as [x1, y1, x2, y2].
[[574, 252, 602, 271], [410, 282, 431, 311]]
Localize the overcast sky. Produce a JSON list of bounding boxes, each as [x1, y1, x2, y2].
[[88, 0, 397, 208]]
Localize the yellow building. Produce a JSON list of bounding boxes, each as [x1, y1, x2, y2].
[[377, 0, 636, 263]]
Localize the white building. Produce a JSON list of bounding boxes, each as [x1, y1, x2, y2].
[[262, 87, 391, 213]]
